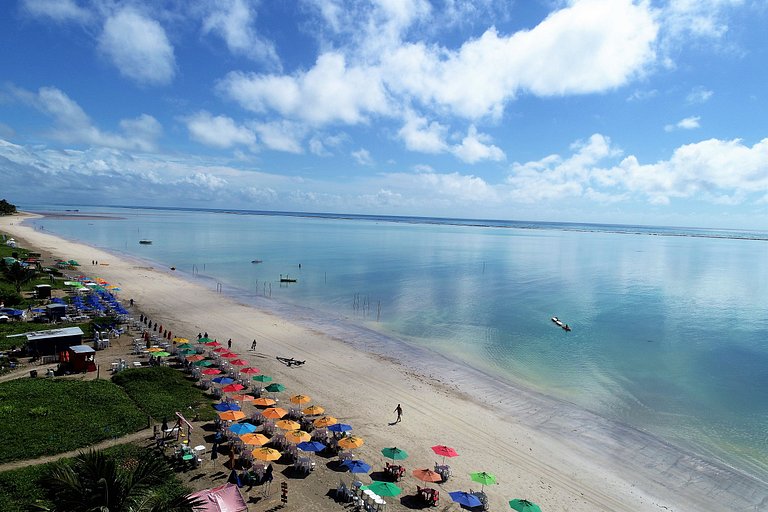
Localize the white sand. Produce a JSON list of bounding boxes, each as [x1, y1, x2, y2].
[[3, 213, 766, 511]]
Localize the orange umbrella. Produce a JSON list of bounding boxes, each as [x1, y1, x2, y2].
[[302, 405, 325, 416], [218, 410, 246, 421], [290, 394, 311, 404], [313, 415, 338, 428], [262, 407, 288, 419], [338, 435, 365, 450], [412, 468, 443, 483], [240, 433, 270, 446], [275, 419, 301, 430], [252, 447, 282, 461], [186, 354, 205, 362], [253, 397, 276, 407], [284, 429, 311, 444], [231, 394, 255, 402]]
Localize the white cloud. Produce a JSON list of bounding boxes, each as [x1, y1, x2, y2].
[[451, 125, 505, 164], [98, 8, 175, 86], [686, 86, 714, 104], [22, 0, 91, 23], [186, 112, 256, 149], [352, 148, 373, 165], [202, 0, 280, 68], [661, 0, 743, 41], [398, 113, 448, 153], [252, 121, 305, 153], [664, 116, 701, 132]]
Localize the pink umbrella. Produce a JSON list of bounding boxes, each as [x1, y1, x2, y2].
[[202, 368, 222, 375], [230, 359, 249, 366], [240, 367, 260, 374], [431, 445, 459, 464], [222, 383, 245, 393]]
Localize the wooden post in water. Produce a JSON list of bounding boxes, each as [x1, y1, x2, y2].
[[377, 301, 381, 321]]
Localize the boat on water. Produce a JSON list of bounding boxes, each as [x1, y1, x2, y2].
[[551, 316, 572, 331], [251, 259, 263, 264], [139, 240, 152, 245], [279, 274, 297, 283]]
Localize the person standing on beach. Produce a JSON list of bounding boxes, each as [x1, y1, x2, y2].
[[394, 404, 402, 423], [251, 339, 257, 350], [227, 338, 232, 349]]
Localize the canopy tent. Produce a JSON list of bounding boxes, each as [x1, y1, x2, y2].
[[189, 483, 247, 512]]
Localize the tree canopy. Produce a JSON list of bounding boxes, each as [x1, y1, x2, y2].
[[0, 199, 17, 215]]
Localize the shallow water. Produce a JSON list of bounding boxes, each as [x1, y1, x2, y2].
[[24, 205, 768, 479]]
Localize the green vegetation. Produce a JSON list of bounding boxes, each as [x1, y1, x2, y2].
[[0, 200, 16, 216], [112, 366, 217, 422], [0, 379, 147, 463], [0, 460, 52, 511]]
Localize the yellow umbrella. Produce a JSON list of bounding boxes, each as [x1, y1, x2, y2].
[[262, 407, 288, 419], [253, 397, 277, 407], [252, 447, 282, 461], [338, 435, 365, 450], [218, 410, 246, 421], [173, 337, 189, 343], [302, 405, 325, 416], [313, 415, 338, 428], [147, 347, 164, 352], [275, 419, 301, 430], [290, 394, 311, 404], [240, 433, 270, 446], [284, 429, 311, 444]]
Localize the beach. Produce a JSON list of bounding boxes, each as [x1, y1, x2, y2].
[[3, 212, 766, 512]]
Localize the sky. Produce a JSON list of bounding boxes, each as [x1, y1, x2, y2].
[[0, 0, 767, 229]]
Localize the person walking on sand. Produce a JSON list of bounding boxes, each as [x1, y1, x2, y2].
[[251, 339, 257, 350], [227, 338, 232, 349], [394, 404, 403, 423]]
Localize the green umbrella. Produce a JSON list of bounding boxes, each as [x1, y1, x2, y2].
[[509, 499, 542, 512], [380, 447, 408, 460], [265, 383, 286, 393], [67, 259, 80, 266], [176, 343, 194, 349], [194, 360, 214, 367], [153, 351, 171, 357], [252, 375, 273, 383], [361, 481, 402, 497], [198, 337, 213, 343], [470, 471, 497, 492], [178, 349, 197, 355]]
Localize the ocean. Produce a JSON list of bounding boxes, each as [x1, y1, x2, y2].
[[22, 205, 768, 481]]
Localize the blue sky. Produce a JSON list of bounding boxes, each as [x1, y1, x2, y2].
[[1, 0, 767, 229]]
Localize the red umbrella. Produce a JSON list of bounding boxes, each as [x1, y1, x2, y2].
[[222, 383, 245, 393], [412, 468, 443, 483], [213, 347, 229, 353], [240, 367, 260, 374], [221, 352, 239, 359], [230, 359, 249, 366], [431, 445, 459, 464], [202, 368, 222, 375], [205, 341, 221, 347]]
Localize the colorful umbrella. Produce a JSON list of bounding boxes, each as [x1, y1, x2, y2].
[[230, 394, 255, 402], [240, 367, 260, 374], [221, 352, 239, 359], [253, 397, 277, 407], [284, 429, 311, 444], [302, 405, 324, 415], [313, 416, 338, 428], [449, 491, 482, 508], [147, 347, 164, 352], [296, 441, 325, 453], [186, 354, 205, 362], [337, 435, 364, 450], [240, 433, 270, 446], [193, 360, 214, 367], [275, 419, 301, 431], [412, 468, 442, 483], [213, 347, 229, 353], [265, 383, 286, 393], [509, 499, 542, 512], [213, 402, 241, 412], [327, 423, 352, 433], [362, 481, 402, 497], [221, 383, 245, 393], [229, 422, 257, 435], [252, 375, 273, 383], [470, 471, 497, 492], [153, 351, 171, 357], [218, 410, 245, 421], [262, 407, 288, 419], [252, 447, 282, 461], [204, 340, 221, 347], [202, 368, 222, 375], [381, 447, 408, 460], [174, 337, 190, 343], [341, 459, 371, 474], [198, 337, 214, 343], [229, 359, 249, 366], [431, 444, 459, 465], [290, 394, 311, 404], [212, 377, 234, 385], [176, 343, 194, 349]]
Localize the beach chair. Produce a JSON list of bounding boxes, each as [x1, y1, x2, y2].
[[470, 489, 489, 511], [434, 462, 451, 481], [384, 462, 405, 481], [336, 480, 352, 503]]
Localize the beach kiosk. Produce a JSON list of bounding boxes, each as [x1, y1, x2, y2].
[[60, 345, 96, 373], [35, 284, 52, 299], [24, 326, 84, 356]]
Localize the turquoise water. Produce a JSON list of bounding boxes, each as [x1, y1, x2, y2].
[[24, 205, 768, 478]]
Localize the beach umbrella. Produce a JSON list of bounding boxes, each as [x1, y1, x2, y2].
[[239, 367, 260, 374], [297, 441, 325, 453], [147, 347, 164, 352], [509, 499, 542, 512], [240, 433, 270, 446], [202, 368, 222, 375], [222, 383, 245, 393], [221, 352, 239, 359], [174, 337, 189, 343], [213, 347, 229, 353], [198, 337, 214, 343], [193, 360, 214, 367], [470, 471, 497, 492], [341, 459, 371, 474], [218, 410, 246, 421], [412, 468, 442, 483], [262, 407, 288, 419], [230, 394, 255, 402], [186, 354, 205, 362], [229, 422, 257, 435], [290, 394, 311, 404], [337, 435, 364, 450], [212, 376, 235, 385], [313, 416, 338, 428], [265, 383, 286, 393], [252, 375, 273, 383], [302, 405, 324, 415], [253, 397, 276, 407], [431, 444, 459, 463], [229, 359, 249, 366], [449, 491, 482, 508], [284, 429, 311, 444], [252, 447, 281, 461], [381, 447, 408, 461], [213, 402, 241, 412], [176, 343, 194, 349], [327, 423, 352, 433], [178, 349, 197, 356], [153, 351, 171, 357], [362, 481, 402, 497], [275, 419, 301, 430], [204, 340, 220, 346]]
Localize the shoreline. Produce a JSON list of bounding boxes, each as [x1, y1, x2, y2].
[[3, 212, 767, 511]]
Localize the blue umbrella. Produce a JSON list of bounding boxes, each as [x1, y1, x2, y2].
[[327, 423, 353, 433], [449, 491, 482, 508], [213, 402, 241, 412], [341, 459, 371, 474], [296, 441, 325, 453], [229, 422, 257, 435], [212, 377, 235, 384]]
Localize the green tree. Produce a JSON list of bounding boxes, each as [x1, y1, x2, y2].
[[1, 261, 36, 293], [0, 199, 16, 215], [34, 450, 202, 512]]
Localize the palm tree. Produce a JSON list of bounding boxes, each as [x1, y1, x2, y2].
[[34, 449, 202, 512], [1, 261, 37, 293]]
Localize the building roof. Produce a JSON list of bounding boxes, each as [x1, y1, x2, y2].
[[25, 327, 84, 341], [69, 345, 95, 354]]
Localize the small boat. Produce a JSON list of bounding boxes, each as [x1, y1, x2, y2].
[[551, 316, 571, 331], [279, 274, 297, 283], [251, 259, 263, 264], [139, 240, 152, 245]]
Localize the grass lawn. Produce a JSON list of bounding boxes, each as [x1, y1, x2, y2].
[[112, 366, 217, 423], [0, 378, 147, 463]]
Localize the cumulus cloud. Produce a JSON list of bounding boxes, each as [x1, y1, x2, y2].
[[451, 125, 505, 164], [664, 116, 701, 132], [252, 121, 305, 153], [98, 8, 175, 86], [21, 0, 91, 23], [686, 86, 714, 104], [352, 148, 373, 165], [186, 112, 256, 149], [398, 113, 448, 153], [202, 0, 280, 68]]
